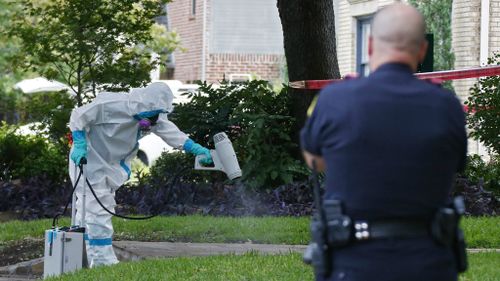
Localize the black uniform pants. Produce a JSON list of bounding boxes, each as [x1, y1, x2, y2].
[[316, 237, 458, 281]]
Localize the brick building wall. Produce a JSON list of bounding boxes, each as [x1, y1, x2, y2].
[[334, 1, 493, 158], [489, 1, 500, 56], [336, 0, 399, 76], [167, 0, 284, 84], [451, 0, 500, 158], [451, 0, 481, 101], [336, 0, 355, 76], [167, 0, 206, 83], [451, 0, 500, 100], [205, 54, 285, 83], [335, 0, 495, 97]]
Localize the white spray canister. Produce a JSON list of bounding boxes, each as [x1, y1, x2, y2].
[[194, 132, 242, 180]]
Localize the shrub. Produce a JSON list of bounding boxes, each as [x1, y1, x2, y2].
[[0, 175, 71, 220], [168, 80, 308, 189], [453, 177, 499, 216], [117, 152, 210, 215], [0, 122, 67, 182], [116, 171, 314, 217], [148, 151, 211, 186], [452, 155, 500, 216], [18, 91, 75, 151], [460, 154, 500, 196], [465, 53, 500, 155], [0, 80, 21, 124]]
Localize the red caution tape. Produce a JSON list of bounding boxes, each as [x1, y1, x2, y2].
[[289, 65, 500, 90]]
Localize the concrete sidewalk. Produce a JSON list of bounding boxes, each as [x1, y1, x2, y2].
[[113, 241, 307, 261]]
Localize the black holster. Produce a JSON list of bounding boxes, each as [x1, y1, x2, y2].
[[324, 199, 352, 247], [430, 196, 468, 273], [303, 199, 351, 278], [303, 215, 332, 277]]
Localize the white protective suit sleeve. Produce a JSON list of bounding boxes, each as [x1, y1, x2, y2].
[[152, 114, 189, 150], [69, 102, 101, 132]]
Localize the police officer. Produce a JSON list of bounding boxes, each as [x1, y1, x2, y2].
[[300, 3, 467, 281]]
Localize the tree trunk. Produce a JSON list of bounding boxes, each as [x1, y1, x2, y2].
[[277, 0, 340, 154]]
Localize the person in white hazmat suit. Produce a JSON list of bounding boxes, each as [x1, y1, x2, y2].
[[68, 82, 213, 267]]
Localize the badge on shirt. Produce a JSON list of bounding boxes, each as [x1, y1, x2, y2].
[[307, 95, 319, 117]]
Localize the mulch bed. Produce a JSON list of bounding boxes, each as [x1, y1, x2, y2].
[[115, 181, 314, 217], [0, 239, 44, 267]]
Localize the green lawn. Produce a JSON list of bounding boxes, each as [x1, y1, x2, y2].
[[460, 252, 500, 281], [1, 215, 498, 248], [460, 216, 500, 248], [2, 216, 498, 280], [45, 252, 499, 281]]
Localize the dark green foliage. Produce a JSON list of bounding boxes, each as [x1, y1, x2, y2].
[[0, 82, 20, 124], [409, 0, 454, 90], [148, 151, 210, 185], [118, 151, 312, 217], [461, 155, 500, 196], [10, 0, 174, 105], [409, 0, 454, 71], [453, 155, 500, 216], [465, 53, 500, 155], [168, 81, 308, 189], [0, 175, 71, 220], [453, 177, 499, 216], [0, 1, 27, 124], [18, 91, 76, 149], [0, 123, 67, 182]]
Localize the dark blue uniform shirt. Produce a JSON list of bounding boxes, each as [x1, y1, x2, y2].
[[301, 63, 467, 281]]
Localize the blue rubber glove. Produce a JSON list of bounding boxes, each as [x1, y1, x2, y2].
[[71, 130, 87, 165], [183, 139, 213, 165]]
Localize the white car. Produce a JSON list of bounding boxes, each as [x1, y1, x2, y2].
[[136, 134, 173, 166]]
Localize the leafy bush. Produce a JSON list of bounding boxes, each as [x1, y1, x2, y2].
[[0, 175, 71, 220], [461, 155, 500, 196], [18, 91, 75, 149], [116, 177, 313, 217], [168, 80, 308, 189], [0, 122, 67, 182], [465, 53, 500, 155], [148, 151, 211, 186], [0, 79, 22, 124], [117, 152, 207, 215], [453, 177, 499, 216], [117, 150, 314, 217], [451, 155, 500, 216]]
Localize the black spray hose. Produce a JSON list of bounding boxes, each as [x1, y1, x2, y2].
[[83, 175, 157, 220], [52, 166, 83, 228], [52, 159, 156, 228]]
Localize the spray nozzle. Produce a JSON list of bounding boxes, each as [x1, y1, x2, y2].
[[194, 132, 242, 180]]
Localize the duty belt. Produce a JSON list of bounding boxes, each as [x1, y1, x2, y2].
[[305, 197, 468, 277], [352, 219, 429, 241]]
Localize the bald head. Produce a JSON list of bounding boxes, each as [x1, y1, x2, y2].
[[372, 3, 426, 53], [369, 3, 427, 71]]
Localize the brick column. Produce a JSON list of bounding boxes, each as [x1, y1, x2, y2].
[[451, 0, 481, 101]]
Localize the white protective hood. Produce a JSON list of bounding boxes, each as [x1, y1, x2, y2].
[[128, 82, 175, 115]]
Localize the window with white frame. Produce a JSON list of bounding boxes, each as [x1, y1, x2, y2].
[[356, 16, 372, 76]]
